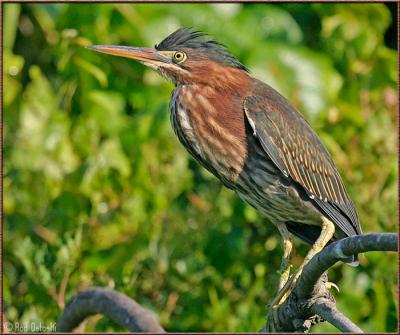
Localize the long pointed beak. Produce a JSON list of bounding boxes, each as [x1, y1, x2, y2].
[[86, 45, 171, 66]]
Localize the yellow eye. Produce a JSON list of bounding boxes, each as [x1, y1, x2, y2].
[[173, 51, 187, 63]]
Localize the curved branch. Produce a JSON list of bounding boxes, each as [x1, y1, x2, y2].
[[297, 233, 397, 300], [273, 233, 397, 332], [57, 287, 165, 332], [56, 233, 397, 333]]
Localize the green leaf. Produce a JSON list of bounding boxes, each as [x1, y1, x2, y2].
[[3, 4, 21, 51], [75, 57, 108, 87], [3, 51, 24, 107]]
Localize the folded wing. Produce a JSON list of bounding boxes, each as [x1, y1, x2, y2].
[[244, 94, 361, 238]]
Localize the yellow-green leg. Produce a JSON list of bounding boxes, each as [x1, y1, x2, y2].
[[276, 223, 294, 290], [266, 223, 294, 331], [266, 217, 335, 331]]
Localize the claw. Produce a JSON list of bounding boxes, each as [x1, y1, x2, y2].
[[325, 281, 340, 292]]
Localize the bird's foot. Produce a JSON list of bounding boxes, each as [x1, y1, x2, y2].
[[265, 305, 279, 332], [265, 269, 302, 331]]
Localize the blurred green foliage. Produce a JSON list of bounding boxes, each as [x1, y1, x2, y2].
[[3, 3, 397, 332]]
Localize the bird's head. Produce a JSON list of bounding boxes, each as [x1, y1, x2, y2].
[[87, 28, 249, 89]]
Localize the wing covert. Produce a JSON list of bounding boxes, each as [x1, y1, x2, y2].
[[244, 95, 361, 236]]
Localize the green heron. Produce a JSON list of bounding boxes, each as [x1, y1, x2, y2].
[[88, 28, 362, 327]]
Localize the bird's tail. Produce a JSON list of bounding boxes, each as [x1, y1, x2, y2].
[[344, 254, 359, 267]]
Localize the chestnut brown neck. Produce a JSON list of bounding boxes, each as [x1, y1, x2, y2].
[[178, 61, 252, 93]]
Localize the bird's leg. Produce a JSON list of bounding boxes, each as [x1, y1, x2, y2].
[[266, 223, 294, 331], [300, 217, 335, 267], [266, 217, 335, 331], [273, 217, 335, 304], [276, 223, 294, 290]]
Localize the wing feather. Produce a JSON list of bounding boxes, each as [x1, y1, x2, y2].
[[244, 95, 361, 237]]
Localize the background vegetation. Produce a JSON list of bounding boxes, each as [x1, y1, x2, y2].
[[3, 3, 397, 332]]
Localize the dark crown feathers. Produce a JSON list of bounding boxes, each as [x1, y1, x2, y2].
[[155, 28, 248, 71]]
